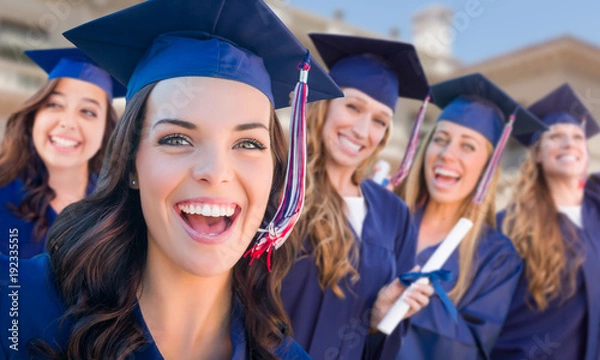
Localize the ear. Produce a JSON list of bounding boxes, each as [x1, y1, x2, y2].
[[129, 173, 139, 190]]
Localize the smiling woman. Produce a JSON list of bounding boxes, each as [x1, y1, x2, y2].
[[280, 33, 434, 360], [0, 0, 343, 359], [493, 84, 600, 360], [393, 73, 546, 360], [0, 48, 123, 259]]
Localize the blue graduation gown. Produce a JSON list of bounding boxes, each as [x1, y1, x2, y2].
[[394, 209, 523, 360], [491, 178, 600, 360], [0, 254, 308, 359], [281, 179, 418, 360], [0, 178, 95, 259]]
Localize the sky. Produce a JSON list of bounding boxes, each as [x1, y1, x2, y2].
[[288, 0, 600, 64]]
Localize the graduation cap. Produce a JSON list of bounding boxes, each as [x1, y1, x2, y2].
[[62, 0, 343, 268], [25, 48, 126, 100], [62, 0, 342, 107], [430, 73, 545, 203], [432, 73, 544, 145], [307, 33, 432, 187], [516, 83, 600, 146], [309, 33, 429, 110]]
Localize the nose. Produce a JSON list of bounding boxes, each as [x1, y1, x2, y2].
[[562, 135, 575, 148], [58, 110, 77, 130], [438, 141, 459, 161], [191, 145, 234, 185], [351, 113, 370, 138]]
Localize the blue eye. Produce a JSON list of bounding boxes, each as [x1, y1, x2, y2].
[[235, 138, 266, 150], [158, 134, 192, 146]]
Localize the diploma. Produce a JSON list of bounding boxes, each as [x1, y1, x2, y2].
[[372, 160, 391, 185], [376, 217, 474, 335]]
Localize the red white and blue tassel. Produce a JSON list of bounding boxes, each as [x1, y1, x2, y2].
[[391, 93, 431, 187], [579, 116, 588, 189], [473, 112, 516, 204], [245, 54, 310, 271]]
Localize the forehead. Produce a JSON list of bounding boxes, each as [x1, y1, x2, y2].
[[547, 123, 585, 133], [53, 77, 108, 103], [435, 120, 488, 143], [145, 77, 271, 126], [339, 87, 394, 116]]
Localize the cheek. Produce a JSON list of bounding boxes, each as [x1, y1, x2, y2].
[[370, 127, 387, 146], [82, 119, 107, 149], [31, 115, 51, 151], [136, 148, 183, 206]]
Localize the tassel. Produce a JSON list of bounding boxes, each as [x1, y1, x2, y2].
[[579, 116, 588, 190], [473, 112, 516, 204], [244, 53, 310, 271], [391, 93, 431, 187]]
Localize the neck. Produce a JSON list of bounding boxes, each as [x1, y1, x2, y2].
[[139, 248, 233, 360], [47, 165, 89, 213], [417, 199, 462, 253], [546, 174, 584, 207], [326, 161, 360, 197]]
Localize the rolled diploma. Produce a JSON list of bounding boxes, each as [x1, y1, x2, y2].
[[377, 217, 474, 335], [372, 160, 391, 185]]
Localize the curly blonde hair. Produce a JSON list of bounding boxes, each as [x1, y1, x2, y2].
[[294, 99, 391, 298], [502, 141, 582, 310]]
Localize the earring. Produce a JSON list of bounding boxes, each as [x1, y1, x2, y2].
[[131, 180, 136, 186]]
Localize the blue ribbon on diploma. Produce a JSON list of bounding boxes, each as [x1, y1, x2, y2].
[[399, 269, 458, 322]]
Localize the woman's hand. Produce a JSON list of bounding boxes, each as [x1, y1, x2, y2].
[[369, 266, 434, 332]]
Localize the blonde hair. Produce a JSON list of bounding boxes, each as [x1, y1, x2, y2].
[[502, 142, 582, 310], [397, 126, 499, 303], [295, 99, 392, 298]]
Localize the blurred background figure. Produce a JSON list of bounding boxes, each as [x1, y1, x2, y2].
[[281, 33, 433, 359], [0, 48, 123, 258], [493, 83, 600, 360]]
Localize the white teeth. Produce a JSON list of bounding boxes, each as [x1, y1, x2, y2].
[[339, 135, 361, 152], [178, 203, 235, 218], [51, 136, 78, 148], [559, 155, 577, 162], [434, 167, 459, 178], [211, 206, 220, 217]]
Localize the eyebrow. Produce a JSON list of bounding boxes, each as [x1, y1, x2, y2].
[[50, 91, 102, 108], [435, 130, 480, 143], [234, 122, 269, 132], [152, 119, 196, 130], [345, 95, 367, 104], [152, 119, 269, 132]]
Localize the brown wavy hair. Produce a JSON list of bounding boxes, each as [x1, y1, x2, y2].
[[502, 141, 583, 310], [0, 78, 117, 240], [31, 82, 294, 359], [397, 125, 499, 303], [295, 98, 392, 298]]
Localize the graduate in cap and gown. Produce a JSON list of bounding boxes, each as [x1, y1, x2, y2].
[[492, 83, 600, 360], [280, 33, 434, 360], [0, 48, 125, 259], [390, 73, 546, 360], [0, 0, 343, 358]]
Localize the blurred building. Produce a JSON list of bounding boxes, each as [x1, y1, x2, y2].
[[2, 1, 600, 207], [0, 0, 139, 136]]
